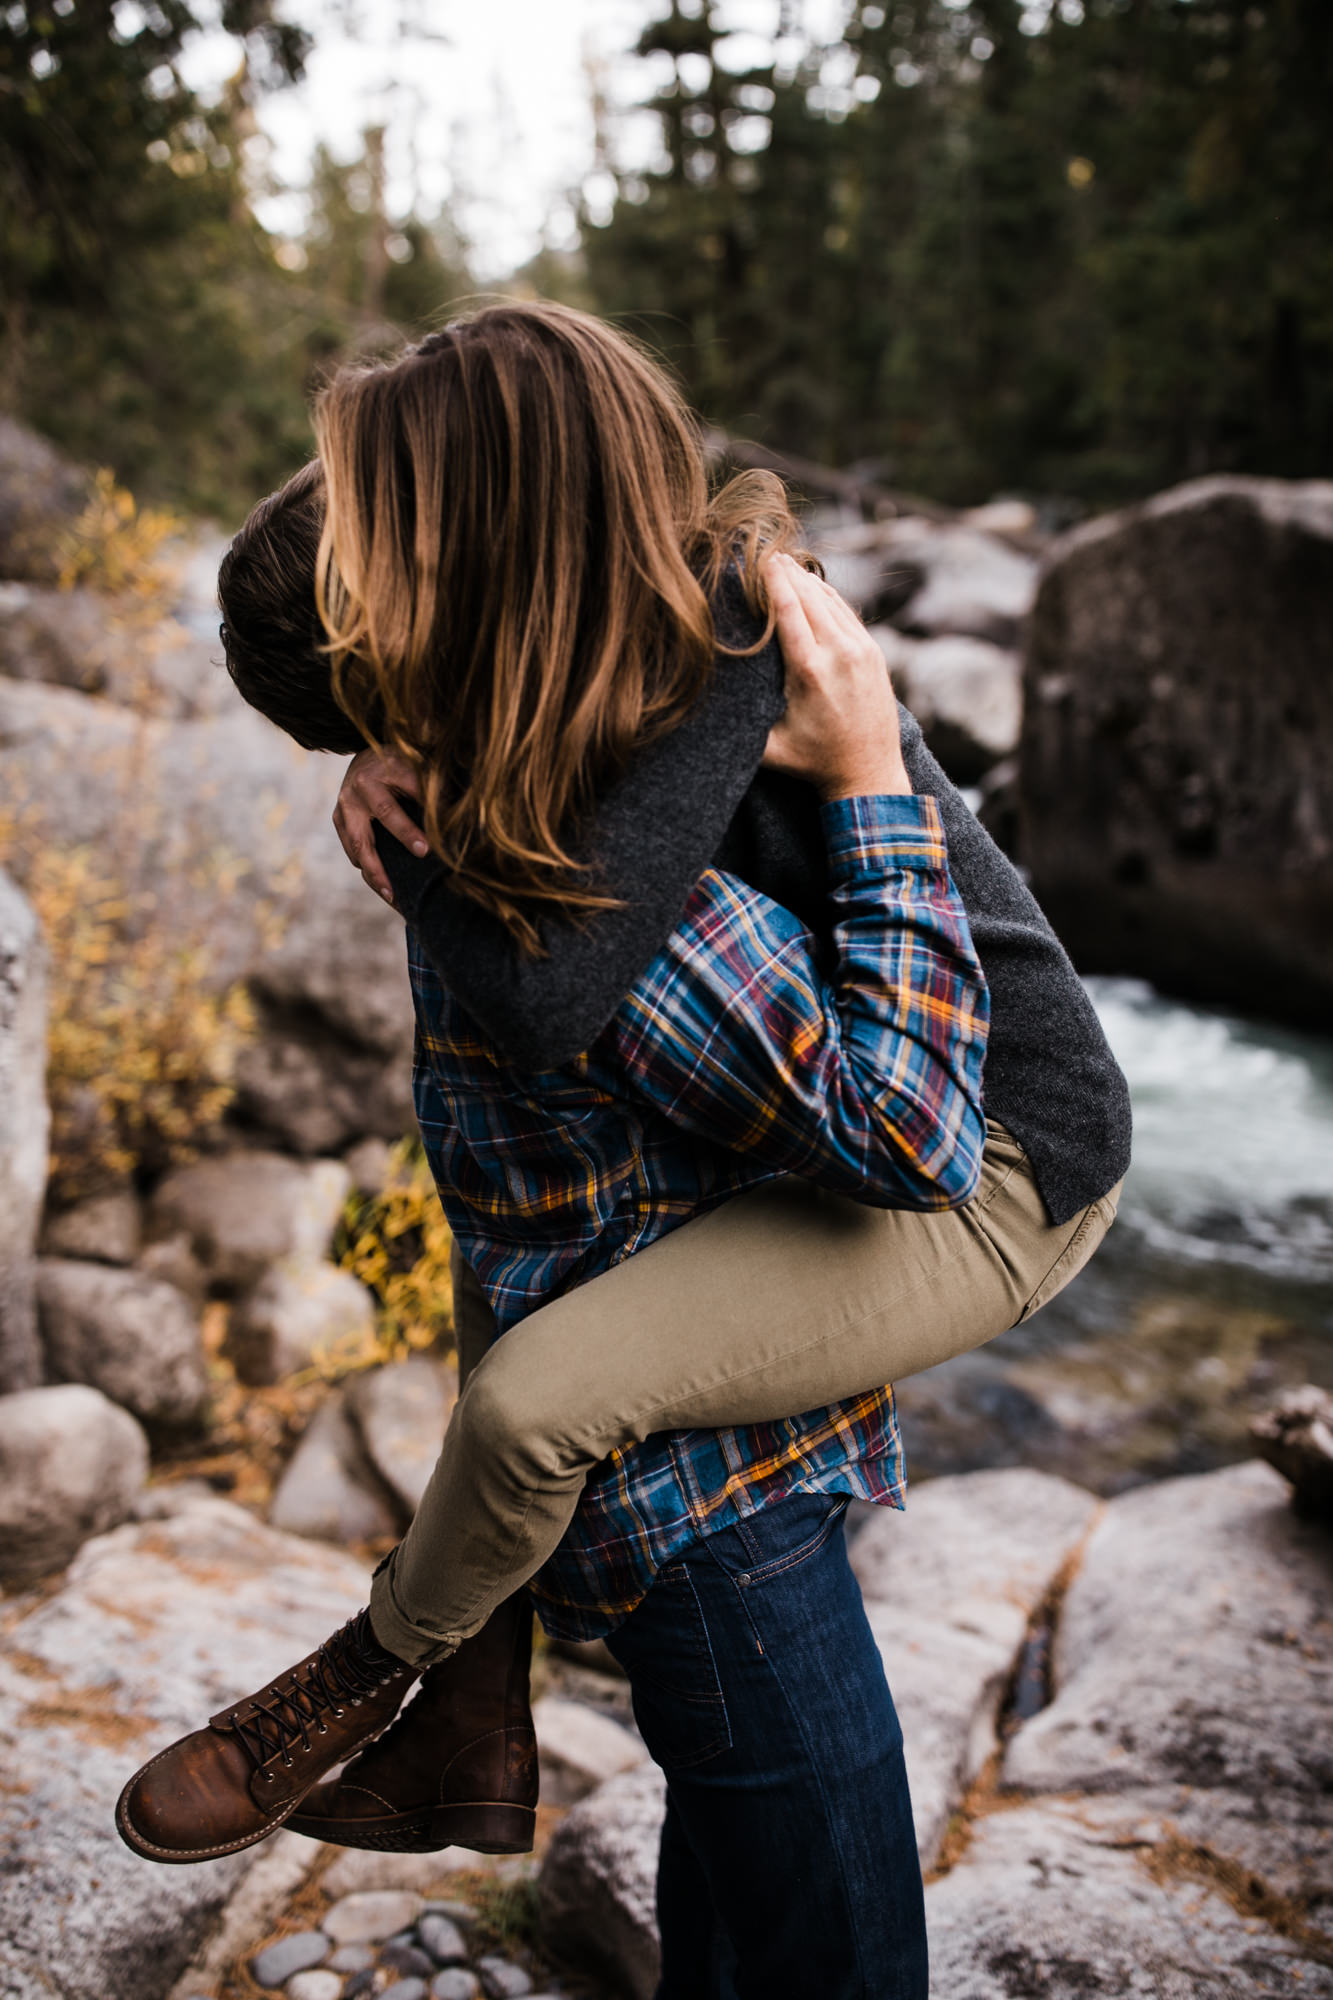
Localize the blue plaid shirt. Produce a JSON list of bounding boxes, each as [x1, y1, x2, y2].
[[410, 794, 988, 1639]]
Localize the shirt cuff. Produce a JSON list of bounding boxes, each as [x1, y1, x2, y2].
[[819, 792, 948, 878]]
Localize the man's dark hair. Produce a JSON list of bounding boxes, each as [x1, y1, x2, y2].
[[218, 458, 380, 753]]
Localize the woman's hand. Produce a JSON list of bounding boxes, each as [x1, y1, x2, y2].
[[761, 553, 911, 801], [333, 746, 430, 905]]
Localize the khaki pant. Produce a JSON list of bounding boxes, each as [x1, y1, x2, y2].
[[369, 1123, 1120, 1665]]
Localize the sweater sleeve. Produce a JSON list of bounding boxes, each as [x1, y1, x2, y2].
[[375, 571, 787, 1071]]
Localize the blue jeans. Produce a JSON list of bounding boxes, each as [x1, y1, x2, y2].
[[605, 1492, 928, 2000]]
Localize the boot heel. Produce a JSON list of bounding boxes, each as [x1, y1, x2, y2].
[[431, 1800, 536, 1855]]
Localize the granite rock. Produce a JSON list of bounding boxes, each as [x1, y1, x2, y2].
[[0, 1383, 148, 1587], [37, 1258, 209, 1427], [348, 1356, 458, 1516], [148, 1151, 352, 1294], [1020, 475, 1333, 1028], [40, 1188, 142, 1266], [0, 867, 48, 1391], [269, 1392, 400, 1543], [0, 1490, 368, 2000], [225, 1261, 376, 1387]]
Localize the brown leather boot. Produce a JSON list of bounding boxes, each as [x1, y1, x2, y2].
[[116, 1609, 418, 1864], [288, 1592, 537, 1854]]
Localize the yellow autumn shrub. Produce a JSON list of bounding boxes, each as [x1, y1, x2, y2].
[[335, 1138, 455, 1366]]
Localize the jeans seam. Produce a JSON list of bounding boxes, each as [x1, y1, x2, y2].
[[726, 1571, 877, 1997]]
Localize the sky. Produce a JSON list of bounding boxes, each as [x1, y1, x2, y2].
[[181, 0, 850, 279]]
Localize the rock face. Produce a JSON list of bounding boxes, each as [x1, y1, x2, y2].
[[37, 1259, 209, 1427], [0, 1383, 148, 1587], [1021, 475, 1333, 1027], [0, 868, 49, 1392], [0, 677, 415, 1153], [0, 1490, 369, 2000]]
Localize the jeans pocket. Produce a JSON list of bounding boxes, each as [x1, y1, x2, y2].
[[726, 1494, 851, 1589], [607, 1565, 733, 1771]]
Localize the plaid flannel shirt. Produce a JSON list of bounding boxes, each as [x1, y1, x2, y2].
[[410, 793, 989, 1639]]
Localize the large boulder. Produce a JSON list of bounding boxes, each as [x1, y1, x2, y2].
[[0, 1383, 148, 1587], [225, 1261, 376, 1387], [0, 677, 415, 1151], [148, 1151, 351, 1293], [0, 868, 49, 1391], [268, 1393, 399, 1545], [1020, 476, 1333, 1028], [0, 1490, 368, 2000], [36, 1259, 209, 1428]]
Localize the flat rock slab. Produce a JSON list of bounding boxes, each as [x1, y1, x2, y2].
[[852, 1467, 1100, 1865], [0, 1491, 368, 2000], [925, 1797, 1333, 1999], [1005, 1460, 1333, 1909]]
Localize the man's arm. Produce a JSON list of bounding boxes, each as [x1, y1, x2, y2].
[[589, 790, 989, 1209]]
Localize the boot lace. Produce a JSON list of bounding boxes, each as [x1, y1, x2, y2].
[[233, 1610, 405, 1772]]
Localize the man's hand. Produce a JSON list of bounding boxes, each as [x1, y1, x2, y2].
[[761, 553, 912, 801], [333, 747, 430, 905]]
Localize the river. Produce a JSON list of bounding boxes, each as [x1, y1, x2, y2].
[[897, 979, 1333, 1492]]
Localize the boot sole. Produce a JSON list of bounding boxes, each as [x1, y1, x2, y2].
[[286, 1799, 536, 1856]]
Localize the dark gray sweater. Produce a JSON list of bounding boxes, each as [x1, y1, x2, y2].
[[377, 582, 1131, 1225]]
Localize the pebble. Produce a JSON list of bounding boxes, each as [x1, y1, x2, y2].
[[478, 1959, 533, 1998], [324, 1890, 424, 1945], [384, 1942, 437, 1978], [419, 1913, 469, 1965], [381, 1983, 429, 2000], [431, 1974, 482, 2000], [343, 1974, 377, 2000], [328, 1943, 377, 1972], [286, 1974, 342, 2000], [250, 1931, 331, 1988]]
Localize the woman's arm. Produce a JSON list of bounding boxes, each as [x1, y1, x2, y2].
[[368, 568, 787, 1071]]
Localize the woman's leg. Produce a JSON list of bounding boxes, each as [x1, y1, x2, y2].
[[370, 1125, 1120, 1664]]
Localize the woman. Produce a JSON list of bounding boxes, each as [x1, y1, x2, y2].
[[120, 303, 1127, 2000]]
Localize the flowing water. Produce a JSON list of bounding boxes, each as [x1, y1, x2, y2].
[[897, 980, 1333, 1492]]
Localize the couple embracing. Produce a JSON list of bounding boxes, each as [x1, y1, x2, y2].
[[115, 302, 1129, 2000]]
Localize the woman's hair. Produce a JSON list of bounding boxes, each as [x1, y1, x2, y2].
[[314, 300, 808, 949], [218, 459, 382, 755]]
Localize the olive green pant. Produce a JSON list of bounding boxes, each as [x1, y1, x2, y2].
[[368, 1123, 1120, 1665]]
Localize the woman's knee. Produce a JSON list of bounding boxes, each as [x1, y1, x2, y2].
[[454, 1340, 589, 1485]]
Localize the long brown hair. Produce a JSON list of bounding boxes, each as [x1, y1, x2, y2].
[[315, 300, 807, 949]]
